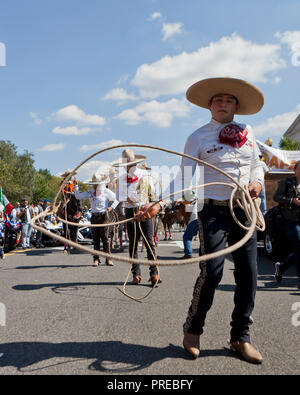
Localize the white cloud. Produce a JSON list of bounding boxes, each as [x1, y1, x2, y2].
[[29, 111, 42, 125], [115, 98, 190, 128], [76, 160, 113, 182], [275, 30, 300, 66], [275, 30, 300, 52], [52, 126, 93, 136], [131, 33, 286, 99], [115, 109, 142, 125], [254, 104, 300, 138], [162, 22, 183, 40], [80, 139, 129, 152], [37, 143, 65, 152], [54, 105, 106, 126], [103, 88, 138, 102], [149, 12, 162, 21]]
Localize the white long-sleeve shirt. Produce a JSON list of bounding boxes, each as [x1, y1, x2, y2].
[[116, 167, 156, 208], [166, 118, 264, 201], [74, 184, 119, 214]]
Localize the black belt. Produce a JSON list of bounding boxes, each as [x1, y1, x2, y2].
[[204, 198, 238, 208], [91, 212, 106, 217], [125, 207, 137, 212]]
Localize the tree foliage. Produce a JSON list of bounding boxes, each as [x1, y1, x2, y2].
[[0, 140, 88, 205], [279, 137, 300, 151]]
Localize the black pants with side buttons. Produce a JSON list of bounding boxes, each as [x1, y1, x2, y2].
[[183, 203, 257, 343], [125, 208, 157, 277], [91, 212, 110, 263]]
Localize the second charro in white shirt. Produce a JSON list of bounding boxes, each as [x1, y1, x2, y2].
[[74, 184, 119, 213], [116, 167, 156, 209]]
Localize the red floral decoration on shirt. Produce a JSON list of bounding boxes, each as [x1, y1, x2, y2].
[[218, 123, 248, 148], [127, 175, 139, 184]]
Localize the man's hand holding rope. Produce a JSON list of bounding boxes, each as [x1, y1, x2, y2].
[[135, 201, 164, 222], [248, 181, 262, 200]]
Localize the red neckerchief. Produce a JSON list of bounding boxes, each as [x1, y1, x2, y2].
[[127, 175, 139, 184], [93, 188, 102, 197], [218, 123, 248, 148]]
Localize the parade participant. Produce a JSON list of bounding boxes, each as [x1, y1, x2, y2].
[[258, 155, 269, 215], [273, 160, 300, 290], [114, 149, 162, 286], [180, 193, 198, 259], [42, 198, 52, 222], [34, 199, 45, 248], [74, 172, 118, 266], [138, 162, 159, 251], [59, 170, 82, 253], [17, 197, 34, 249], [136, 77, 264, 364], [107, 167, 118, 193], [0, 205, 4, 259]]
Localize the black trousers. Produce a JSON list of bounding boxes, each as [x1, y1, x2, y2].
[[183, 204, 257, 343], [63, 222, 78, 244], [125, 208, 157, 277], [91, 213, 110, 262]]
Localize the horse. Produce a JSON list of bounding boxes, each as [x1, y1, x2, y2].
[[57, 190, 82, 253], [159, 201, 192, 240], [109, 203, 128, 250]]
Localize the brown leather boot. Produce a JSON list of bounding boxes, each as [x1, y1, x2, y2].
[[230, 341, 263, 364], [106, 259, 114, 266], [183, 333, 200, 359], [132, 275, 142, 285], [93, 258, 100, 267], [149, 274, 162, 287]]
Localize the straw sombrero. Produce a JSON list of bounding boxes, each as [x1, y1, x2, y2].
[[186, 77, 264, 115], [60, 169, 77, 178], [85, 173, 110, 185], [138, 162, 151, 171], [112, 149, 146, 168]]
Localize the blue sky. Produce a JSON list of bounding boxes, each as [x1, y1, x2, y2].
[[0, 0, 300, 181]]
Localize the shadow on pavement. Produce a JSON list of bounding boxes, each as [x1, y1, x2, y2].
[[13, 281, 125, 292], [0, 340, 239, 373], [14, 264, 93, 270]]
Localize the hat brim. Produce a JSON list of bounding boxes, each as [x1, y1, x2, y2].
[[112, 155, 147, 168], [138, 164, 151, 170], [186, 77, 264, 115], [60, 170, 77, 178], [85, 179, 109, 185], [85, 175, 110, 185]]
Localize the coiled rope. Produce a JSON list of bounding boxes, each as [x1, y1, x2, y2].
[[30, 144, 265, 268]]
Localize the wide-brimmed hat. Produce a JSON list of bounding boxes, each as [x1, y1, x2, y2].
[[138, 162, 151, 171], [186, 77, 264, 115], [112, 149, 146, 168], [60, 169, 77, 178], [85, 173, 110, 185]]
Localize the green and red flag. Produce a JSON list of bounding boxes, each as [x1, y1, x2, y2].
[[0, 187, 14, 215]]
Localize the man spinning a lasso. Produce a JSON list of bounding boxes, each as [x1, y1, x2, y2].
[[113, 149, 162, 287], [137, 77, 265, 364]]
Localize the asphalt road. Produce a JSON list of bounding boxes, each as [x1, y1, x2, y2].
[[0, 231, 299, 376]]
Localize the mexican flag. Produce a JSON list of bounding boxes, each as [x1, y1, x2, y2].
[[0, 187, 14, 215]]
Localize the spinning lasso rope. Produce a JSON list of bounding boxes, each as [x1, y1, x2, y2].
[[30, 144, 265, 269]]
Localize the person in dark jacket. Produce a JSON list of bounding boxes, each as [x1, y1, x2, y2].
[[273, 160, 300, 289]]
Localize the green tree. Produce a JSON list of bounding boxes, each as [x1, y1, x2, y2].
[[0, 140, 90, 206], [279, 137, 300, 151]]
